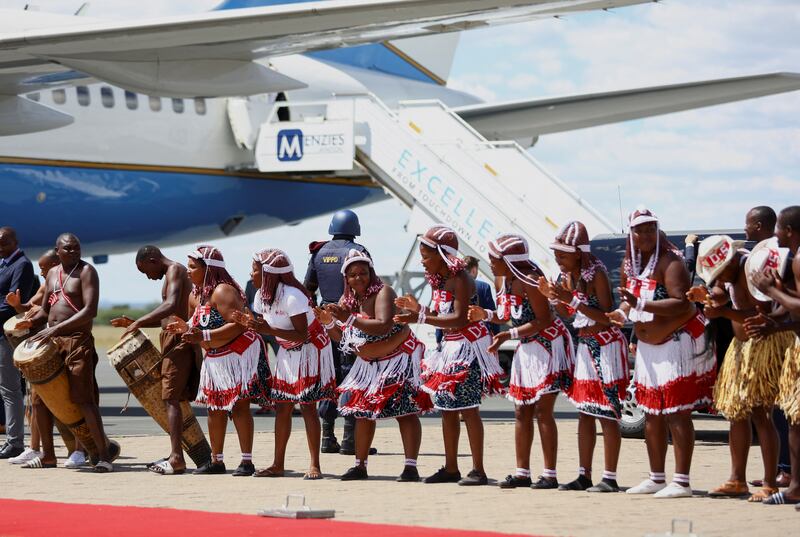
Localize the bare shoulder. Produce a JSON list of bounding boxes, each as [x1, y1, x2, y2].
[[659, 250, 686, 275], [377, 284, 397, 301], [211, 283, 242, 305], [166, 262, 187, 279], [81, 262, 99, 279]]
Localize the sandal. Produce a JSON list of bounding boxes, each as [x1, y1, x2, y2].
[[147, 457, 168, 469], [21, 456, 57, 469], [763, 492, 800, 505], [748, 487, 779, 503], [304, 468, 323, 480], [149, 460, 185, 476], [94, 461, 113, 473], [254, 466, 284, 478], [708, 480, 749, 498]]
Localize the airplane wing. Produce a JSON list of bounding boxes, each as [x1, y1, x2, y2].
[[454, 73, 800, 144], [0, 0, 650, 97]]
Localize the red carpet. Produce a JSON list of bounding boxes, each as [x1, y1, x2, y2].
[[0, 499, 539, 537]]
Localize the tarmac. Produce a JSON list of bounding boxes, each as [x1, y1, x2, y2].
[[1, 329, 797, 537]]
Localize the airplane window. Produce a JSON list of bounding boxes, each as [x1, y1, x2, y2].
[[149, 96, 162, 112], [52, 89, 66, 105], [125, 91, 138, 110], [194, 97, 207, 115], [76, 86, 91, 107], [26, 93, 40, 102], [172, 98, 184, 114], [101, 87, 115, 108]]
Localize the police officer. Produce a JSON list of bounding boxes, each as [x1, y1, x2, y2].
[[304, 209, 369, 455]]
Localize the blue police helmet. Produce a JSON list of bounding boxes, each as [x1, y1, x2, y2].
[[329, 210, 361, 237]]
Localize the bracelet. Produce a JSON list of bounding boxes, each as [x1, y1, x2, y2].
[[418, 304, 428, 314], [484, 309, 495, 322], [635, 298, 647, 314], [323, 319, 336, 330], [418, 309, 427, 325], [569, 295, 581, 310], [202, 329, 211, 342], [548, 298, 560, 306], [345, 314, 357, 328], [509, 327, 519, 339], [614, 308, 628, 320]]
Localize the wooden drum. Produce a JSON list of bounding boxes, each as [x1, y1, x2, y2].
[[107, 330, 211, 467], [13, 339, 101, 458], [3, 314, 42, 349]]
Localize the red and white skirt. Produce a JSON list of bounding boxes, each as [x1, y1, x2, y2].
[[633, 311, 715, 415], [508, 317, 574, 406], [270, 321, 336, 404], [337, 333, 432, 420], [422, 322, 505, 411], [196, 330, 271, 411], [569, 327, 629, 420]]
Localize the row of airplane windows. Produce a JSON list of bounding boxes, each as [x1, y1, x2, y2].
[[27, 86, 207, 115]]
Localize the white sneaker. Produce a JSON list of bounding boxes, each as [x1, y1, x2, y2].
[[8, 448, 41, 465], [626, 478, 667, 495], [654, 481, 693, 498], [63, 451, 87, 469]]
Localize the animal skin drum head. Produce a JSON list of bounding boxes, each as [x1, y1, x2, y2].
[[3, 315, 29, 337]]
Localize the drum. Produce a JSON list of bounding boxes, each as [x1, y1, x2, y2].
[[3, 314, 42, 349], [13, 338, 101, 459], [107, 330, 211, 467]]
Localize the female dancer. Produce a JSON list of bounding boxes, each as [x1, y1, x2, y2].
[[232, 249, 335, 480], [395, 226, 504, 486], [468, 234, 573, 489], [316, 249, 429, 481], [167, 245, 271, 476], [540, 221, 628, 492]]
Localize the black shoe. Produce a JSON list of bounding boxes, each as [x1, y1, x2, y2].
[[531, 475, 559, 489], [499, 474, 533, 489], [232, 461, 255, 477], [586, 479, 620, 493], [340, 465, 368, 481], [558, 474, 592, 491], [424, 466, 462, 484], [193, 461, 226, 475], [458, 469, 488, 486], [0, 443, 24, 459], [397, 466, 420, 482], [321, 437, 341, 454], [338, 444, 356, 456]]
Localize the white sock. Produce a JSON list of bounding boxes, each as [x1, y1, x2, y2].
[[650, 471, 665, 483], [241, 453, 252, 461], [404, 459, 417, 467], [355, 459, 367, 467], [602, 470, 617, 481], [214, 453, 224, 462], [516, 468, 531, 477], [542, 468, 557, 479], [673, 473, 690, 486], [578, 466, 589, 476]]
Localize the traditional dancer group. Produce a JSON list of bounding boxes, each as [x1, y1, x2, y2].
[[1, 204, 799, 508]]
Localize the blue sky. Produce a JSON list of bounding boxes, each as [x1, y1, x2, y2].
[[11, 0, 800, 305]]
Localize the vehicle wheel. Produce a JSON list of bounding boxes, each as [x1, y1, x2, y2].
[[619, 385, 646, 438]]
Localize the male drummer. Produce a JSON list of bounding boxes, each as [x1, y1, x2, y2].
[[111, 245, 203, 474], [18, 233, 113, 472]]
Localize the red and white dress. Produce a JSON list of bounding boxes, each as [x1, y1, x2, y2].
[[421, 288, 505, 411], [500, 291, 574, 406], [254, 284, 336, 404], [566, 291, 629, 420]]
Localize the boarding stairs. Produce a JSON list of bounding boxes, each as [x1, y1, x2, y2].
[[255, 93, 616, 275]]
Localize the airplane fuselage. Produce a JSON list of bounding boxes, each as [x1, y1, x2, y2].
[[0, 54, 479, 258]]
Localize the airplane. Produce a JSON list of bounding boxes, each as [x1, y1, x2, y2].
[[1, 0, 799, 260]]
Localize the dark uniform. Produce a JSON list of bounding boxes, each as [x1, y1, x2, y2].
[[304, 237, 367, 453]]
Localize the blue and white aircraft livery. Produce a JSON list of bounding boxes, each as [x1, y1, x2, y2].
[[1, 0, 799, 258]]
